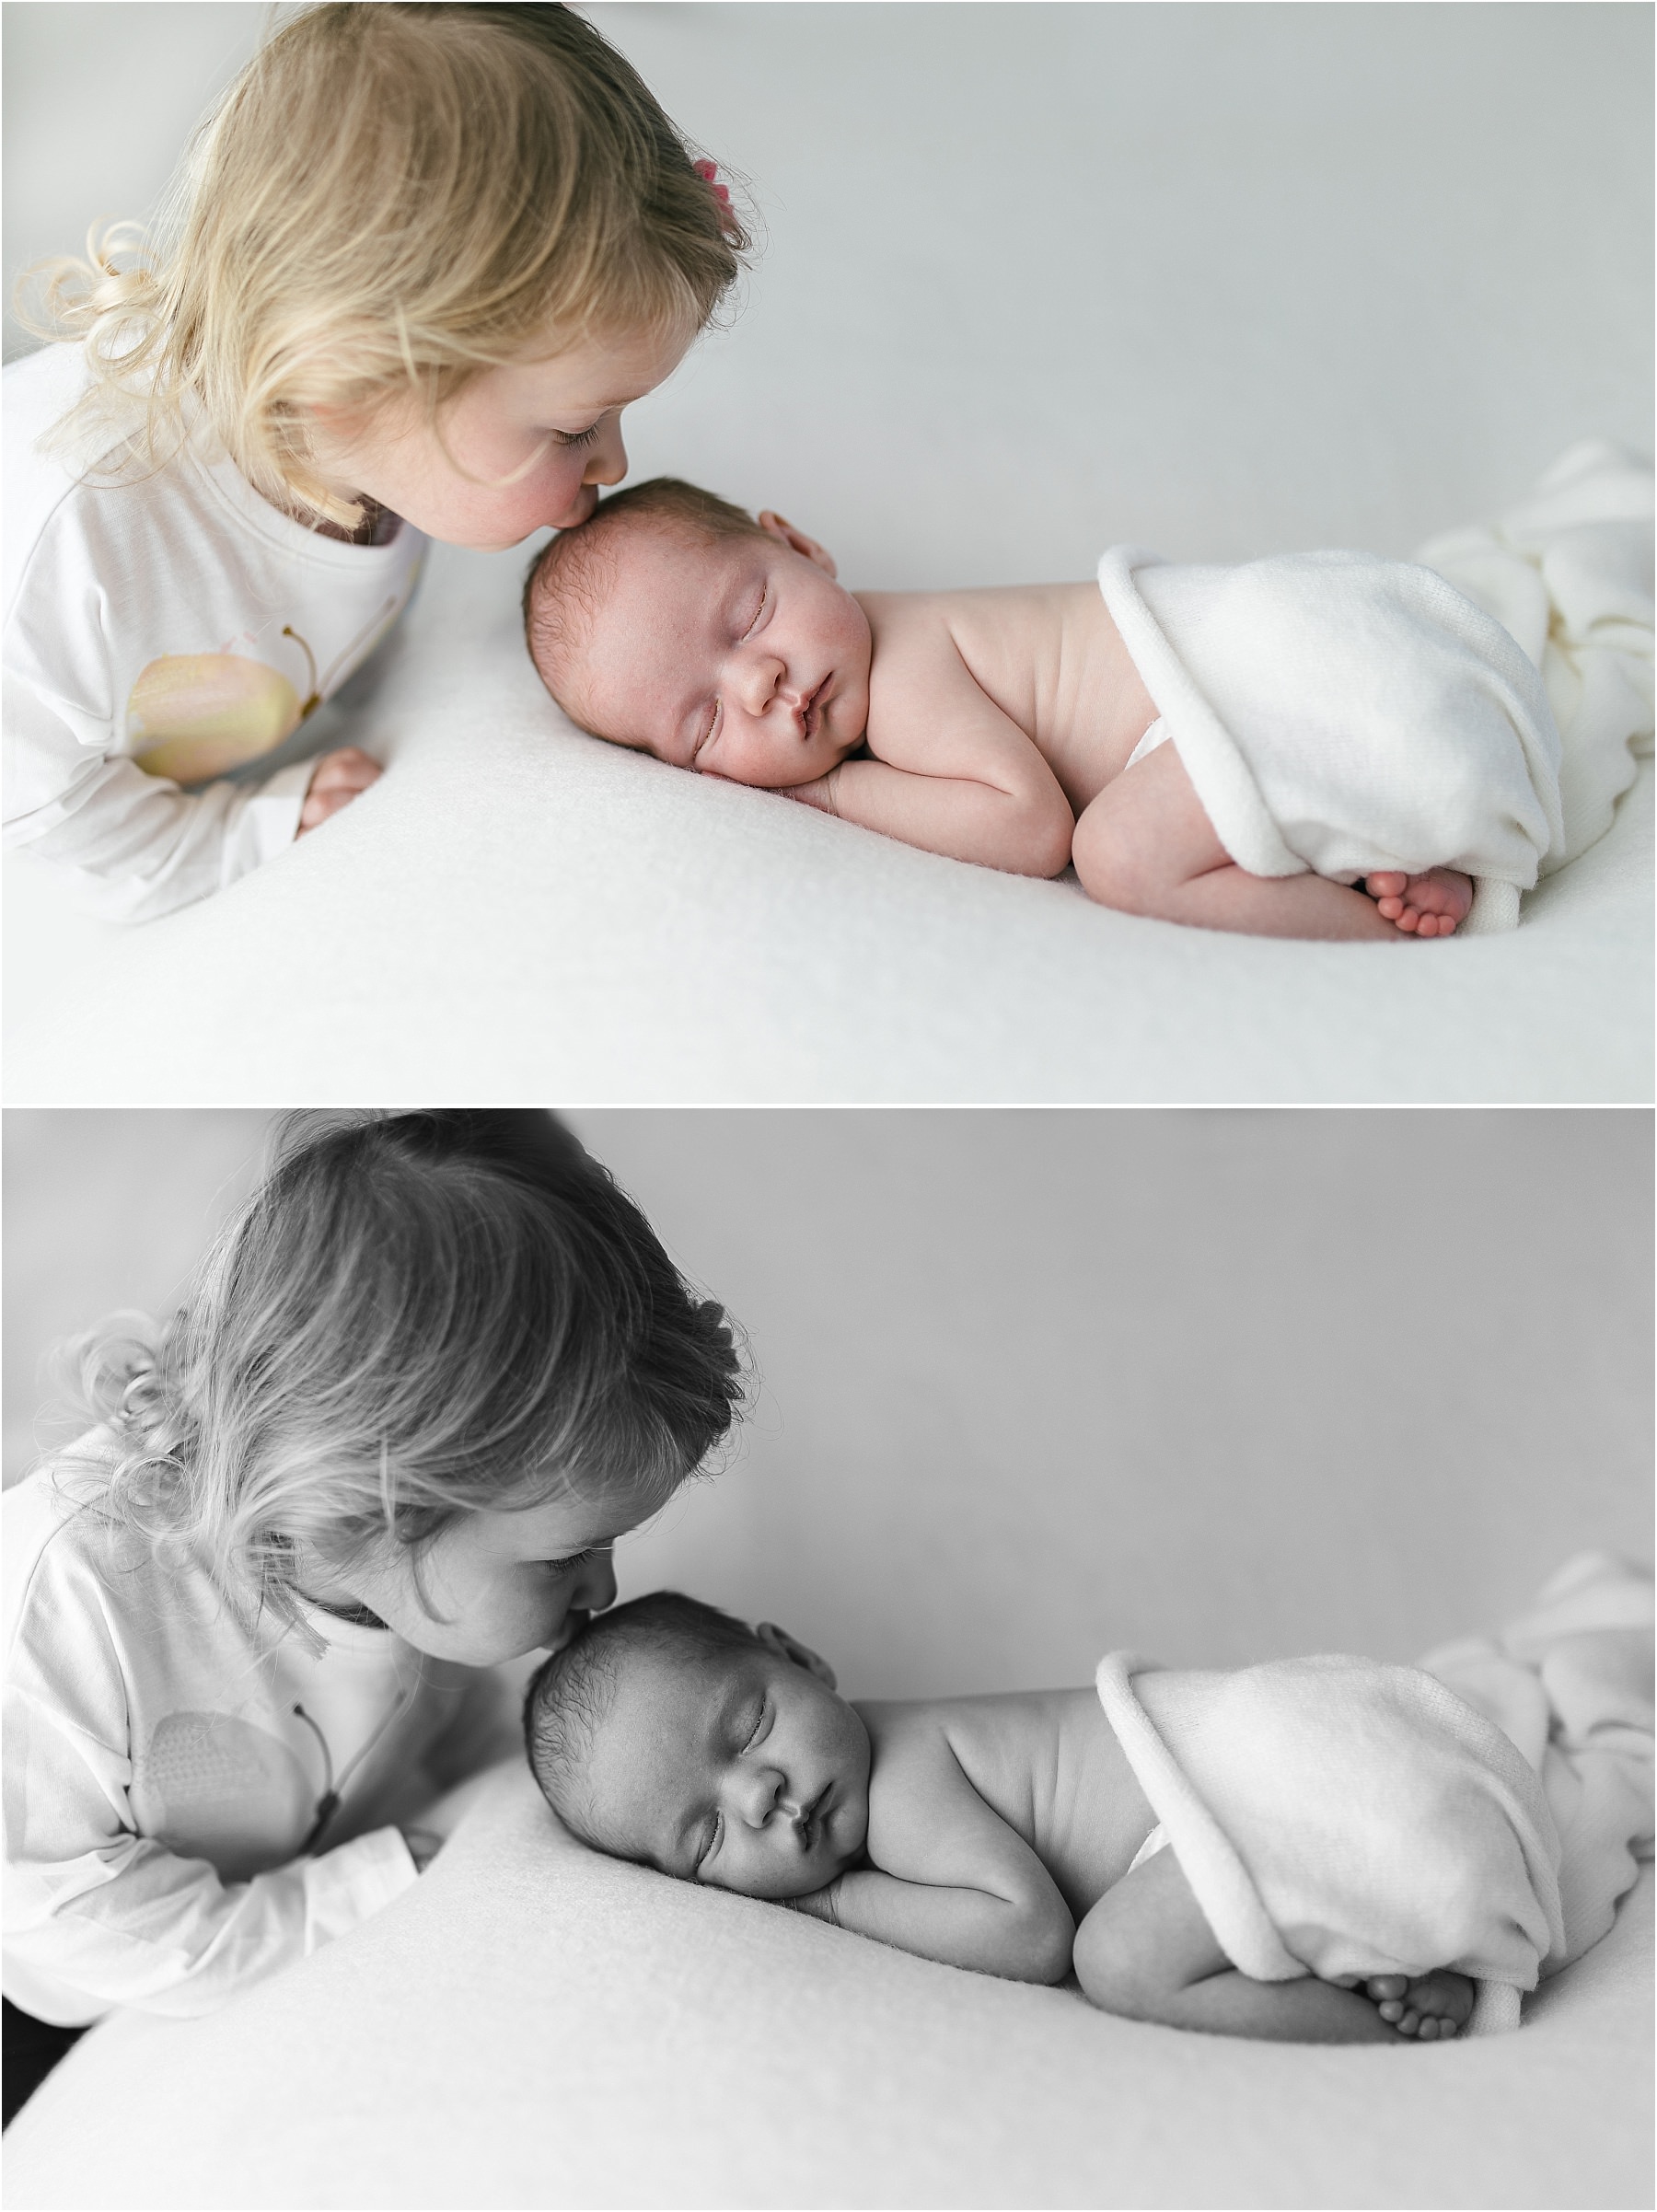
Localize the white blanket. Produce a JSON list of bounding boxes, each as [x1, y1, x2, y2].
[[1096, 1554, 1654, 2036], [1099, 445, 1653, 934]]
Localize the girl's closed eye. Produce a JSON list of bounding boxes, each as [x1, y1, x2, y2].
[[552, 422, 603, 449], [541, 1546, 608, 1576], [740, 586, 769, 640]]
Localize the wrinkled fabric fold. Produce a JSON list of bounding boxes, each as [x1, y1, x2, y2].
[[1097, 445, 1652, 935], [1096, 1555, 1652, 2036]]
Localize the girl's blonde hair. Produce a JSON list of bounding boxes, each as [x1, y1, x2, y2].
[[21, 3, 748, 530], [52, 1111, 745, 1646]]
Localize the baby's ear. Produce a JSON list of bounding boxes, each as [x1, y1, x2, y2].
[[755, 1620, 838, 1690], [757, 512, 838, 581]]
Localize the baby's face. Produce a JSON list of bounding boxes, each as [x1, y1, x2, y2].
[[555, 522, 873, 787], [578, 1636, 872, 1898]]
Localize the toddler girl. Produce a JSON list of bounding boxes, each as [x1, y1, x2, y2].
[[1, 1110, 743, 2122], [4, 4, 747, 921]]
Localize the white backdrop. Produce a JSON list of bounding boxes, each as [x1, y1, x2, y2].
[[6, 1106, 1649, 1692], [5, 3, 1650, 561]]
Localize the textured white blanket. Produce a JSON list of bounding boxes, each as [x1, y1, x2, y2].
[[1099, 446, 1654, 934], [1096, 1554, 1654, 2036]]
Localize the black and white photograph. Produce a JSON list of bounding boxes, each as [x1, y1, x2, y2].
[[1, 5, 1651, 2209], [1, 1106, 1651, 2205]]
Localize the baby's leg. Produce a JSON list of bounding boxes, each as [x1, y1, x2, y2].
[[1362, 1970, 1476, 2040], [1072, 1847, 1397, 2043], [1072, 742, 1400, 941]]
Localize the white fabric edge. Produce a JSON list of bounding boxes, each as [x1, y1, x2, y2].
[[1096, 547, 1305, 879]]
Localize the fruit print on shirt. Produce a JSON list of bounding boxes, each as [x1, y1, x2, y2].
[[125, 596, 402, 784], [129, 1709, 316, 1880]]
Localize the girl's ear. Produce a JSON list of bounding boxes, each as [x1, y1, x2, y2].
[[755, 1620, 838, 1690], [757, 511, 838, 580]]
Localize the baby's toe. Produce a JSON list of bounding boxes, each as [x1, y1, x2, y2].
[[1367, 873, 1408, 898], [1367, 1975, 1408, 2002]]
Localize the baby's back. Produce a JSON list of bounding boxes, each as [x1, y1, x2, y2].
[[854, 1685, 1156, 1922], [857, 583, 1161, 812]]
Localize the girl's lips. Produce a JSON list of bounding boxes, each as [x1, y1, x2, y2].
[[802, 677, 829, 738]]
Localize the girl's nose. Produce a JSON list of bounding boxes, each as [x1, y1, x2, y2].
[[574, 1551, 618, 1613], [584, 417, 628, 490]]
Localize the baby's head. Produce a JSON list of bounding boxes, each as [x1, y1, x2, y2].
[[524, 1589, 871, 1898], [523, 479, 873, 787]]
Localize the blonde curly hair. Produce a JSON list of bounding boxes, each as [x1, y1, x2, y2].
[[18, 4, 749, 531], [49, 1111, 747, 1649]]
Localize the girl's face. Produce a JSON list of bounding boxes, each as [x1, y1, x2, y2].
[[308, 323, 693, 550], [310, 1488, 656, 1665]]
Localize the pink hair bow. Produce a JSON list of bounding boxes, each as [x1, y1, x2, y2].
[[693, 156, 735, 215]]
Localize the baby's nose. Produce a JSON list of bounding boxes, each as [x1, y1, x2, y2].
[[736, 1765, 789, 1827], [736, 654, 786, 714]]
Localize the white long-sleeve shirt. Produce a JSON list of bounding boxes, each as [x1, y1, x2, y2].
[[3, 1451, 514, 2025], [2, 345, 426, 922]]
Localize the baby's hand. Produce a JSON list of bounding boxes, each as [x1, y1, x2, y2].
[[298, 747, 383, 834]]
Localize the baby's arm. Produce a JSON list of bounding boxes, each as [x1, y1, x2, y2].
[[791, 1717, 1073, 1983], [789, 604, 1074, 879], [1072, 1845, 1403, 2043]]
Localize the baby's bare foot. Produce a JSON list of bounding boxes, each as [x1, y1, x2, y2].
[[1363, 1970, 1475, 2040], [1362, 869, 1473, 939]]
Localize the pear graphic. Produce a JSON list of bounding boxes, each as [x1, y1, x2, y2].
[[128, 601, 400, 784]]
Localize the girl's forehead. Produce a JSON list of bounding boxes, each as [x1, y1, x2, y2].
[[506, 322, 693, 414], [482, 1488, 653, 1556]]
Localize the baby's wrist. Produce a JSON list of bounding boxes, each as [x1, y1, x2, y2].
[[782, 1879, 841, 1925], [782, 770, 840, 816]]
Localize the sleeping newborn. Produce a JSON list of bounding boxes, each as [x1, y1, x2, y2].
[[526, 1591, 1569, 2044], [521, 463, 1651, 942]]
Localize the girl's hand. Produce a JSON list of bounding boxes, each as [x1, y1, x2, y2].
[[298, 747, 383, 833]]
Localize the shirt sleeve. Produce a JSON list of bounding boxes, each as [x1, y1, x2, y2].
[[3, 1628, 418, 2026], [2, 669, 313, 925]]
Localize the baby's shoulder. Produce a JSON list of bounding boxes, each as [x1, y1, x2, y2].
[[854, 588, 964, 652]]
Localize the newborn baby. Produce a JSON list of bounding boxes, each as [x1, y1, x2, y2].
[[523, 1591, 1486, 2044], [521, 477, 1578, 942]]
